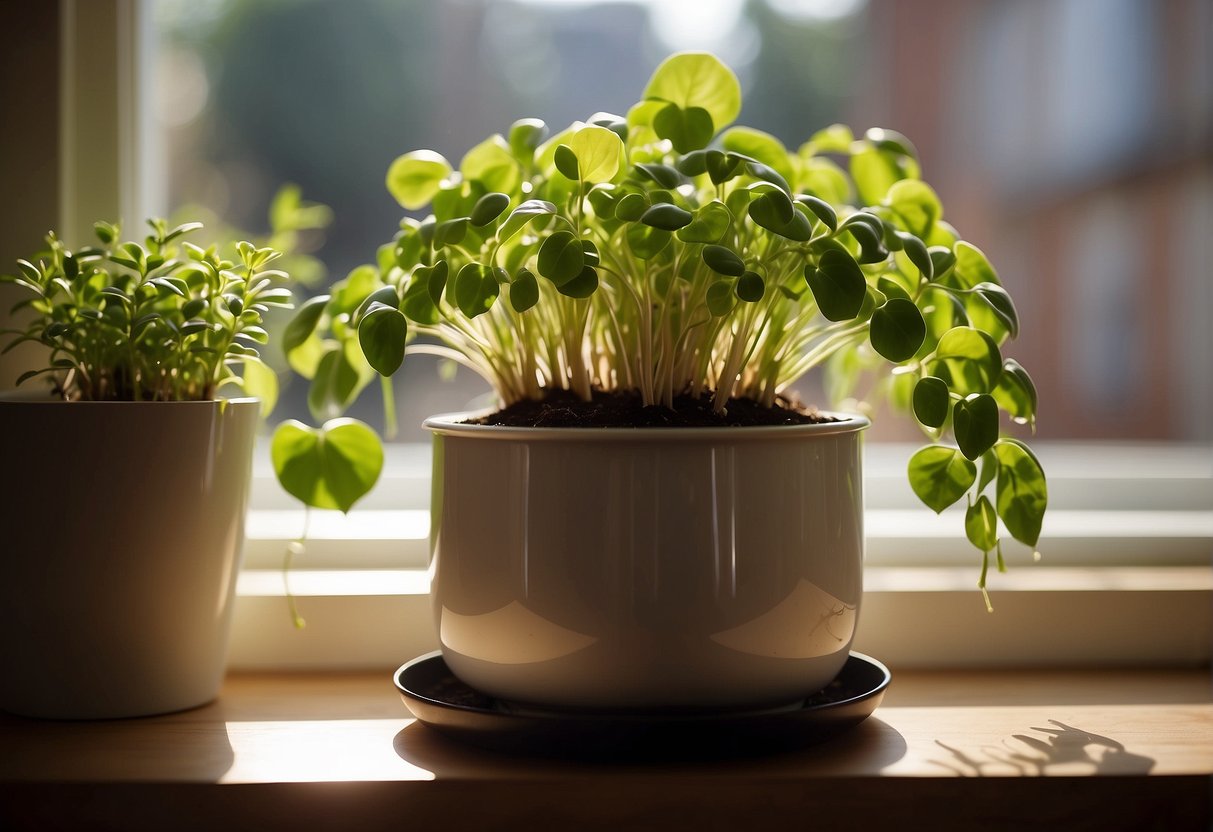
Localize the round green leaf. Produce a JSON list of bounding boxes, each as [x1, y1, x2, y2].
[[804, 249, 865, 322], [885, 179, 941, 239], [653, 103, 715, 153], [461, 135, 520, 194], [677, 201, 731, 244], [748, 189, 795, 229], [950, 241, 999, 289], [850, 146, 903, 206], [557, 265, 599, 299], [953, 393, 999, 460], [969, 282, 1020, 339], [569, 125, 625, 183], [454, 263, 499, 318], [386, 150, 451, 210], [908, 445, 976, 513], [796, 195, 837, 232], [537, 230, 585, 285], [496, 199, 557, 243], [509, 269, 540, 312], [870, 298, 927, 362], [702, 244, 746, 277], [994, 438, 1047, 547], [625, 223, 671, 260], [508, 118, 548, 162], [240, 356, 279, 419], [553, 144, 579, 180], [357, 304, 408, 376], [354, 285, 400, 326], [932, 326, 1003, 395], [271, 419, 384, 513], [913, 376, 950, 428], [470, 192, 511, 227], [643, 52, 741, 132], [641, 203, 693, 230], [965, 495, 998, 553], [736, 271, 765, 303], [615, 192, 649, 222]]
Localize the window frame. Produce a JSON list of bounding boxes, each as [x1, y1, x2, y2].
[[15, 0, 1210, 670]]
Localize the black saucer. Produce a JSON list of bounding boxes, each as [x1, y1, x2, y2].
[[394, 651, 890, 758]]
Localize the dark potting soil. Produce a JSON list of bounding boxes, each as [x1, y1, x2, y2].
[[466, 389, 838, 429]]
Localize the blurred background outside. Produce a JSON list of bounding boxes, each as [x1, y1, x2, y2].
[[149, 0, 1211, 442]]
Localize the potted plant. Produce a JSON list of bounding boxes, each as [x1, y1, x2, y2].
[[0, 219, 292, 719], [273, 53, 1047, 711]]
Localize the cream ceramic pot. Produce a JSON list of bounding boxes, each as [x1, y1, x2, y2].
[[0, 396, 259, 719], [426, 412, 869, 711]]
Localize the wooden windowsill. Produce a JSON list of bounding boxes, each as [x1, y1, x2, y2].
[[1, 668, 1210, 831]]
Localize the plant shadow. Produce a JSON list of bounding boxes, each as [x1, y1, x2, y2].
[[930, 719, 1155, 777]]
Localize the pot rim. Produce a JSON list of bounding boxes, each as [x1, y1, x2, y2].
[[424, 408, 870, 442], [0, 392, 260, 407]]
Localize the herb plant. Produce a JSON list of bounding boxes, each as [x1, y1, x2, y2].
[[274, 53, 1046, 605], [1, 220, 292, 408]]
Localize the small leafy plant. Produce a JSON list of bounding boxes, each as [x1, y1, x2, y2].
[[275, 52, 1046, 606], [1, 220, 291, 407]]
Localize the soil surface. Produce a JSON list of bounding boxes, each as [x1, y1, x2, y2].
[[466, 390, 837, 428]]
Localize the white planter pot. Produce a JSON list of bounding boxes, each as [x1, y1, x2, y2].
[[426, 412, 869, 711], [0, 396, 259, 719]]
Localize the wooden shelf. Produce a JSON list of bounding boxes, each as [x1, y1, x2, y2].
[[2, 668, 1210, 830]]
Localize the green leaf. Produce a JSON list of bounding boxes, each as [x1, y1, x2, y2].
[[308, 345, 365, 421], [461, 135, 520, 194], [706, 281, 735, 316], [866, 127, 919, 159], [850, 146, 903, 205], [702, 244, 746, 277], [641, 203, 693, 230], [796, 195, 837, 232], [508, 118, 549, 162], [634, 163, 683, 189], [805, 249, 866, 321], [470, 192, 511, 227], [354, 285, 400, 326], [643, 52, 741, 132], [433, 218, 469, 248], [932, 326, 1003, 395], [283, 295, 329, 355], [800, 157, 851, 204], [401, 269, 440, 326], [238, 356, 278, 418], [977, 448, 999, 494], [509, 269, 540, 312], [736, 271, 765, 303], [950, 241, 999, 289], [870, 298, 927, 362], [497, 199, 557, 242], [748, 189, 794, 228], [913, 376, 950, 428], [271, 419, 383, 513], [358, 304, 408, 376], [992, 358, 1038, 424], [705, 149, 745, 185], [802, 123, 853, 156], [885, 179, 942, 238], [965, 495, 998, 552], [615, 192, 649, 222], [953, 393, 999, 460], [994, 438, 1047, 547], [454, 263, 499, 317], [969, 281, 1019, 339], [625, 224, 671, 260], [653, 103, 715, 153], [557, 265, 599, 299], [553, 144, 580, 180], [677, 201, 731, 244], [721, 127, 793, 186], [908, 445, 976, 513], [386, 150, 451, 210], [899, 233, 933, 280], [537, 230, 585, 285]]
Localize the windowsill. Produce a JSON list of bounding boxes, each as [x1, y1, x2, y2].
[[225, 565, 1213, 671], [1, 667, 1209, 830]]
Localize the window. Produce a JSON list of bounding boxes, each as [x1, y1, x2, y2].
[[4, 0, 1210, 669]]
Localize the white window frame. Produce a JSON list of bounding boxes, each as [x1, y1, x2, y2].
[[32, 0, 1213, 671]]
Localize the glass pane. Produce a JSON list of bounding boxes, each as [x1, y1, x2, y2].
[[150, 0, 1212, 442]]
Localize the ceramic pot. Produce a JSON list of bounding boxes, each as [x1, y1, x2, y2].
[[0, 396, 259, 719], [426, 412, 869, 711]]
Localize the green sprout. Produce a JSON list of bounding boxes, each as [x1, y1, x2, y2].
[[275, 53, 1047, 606], [1, 220, 292, 408]]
